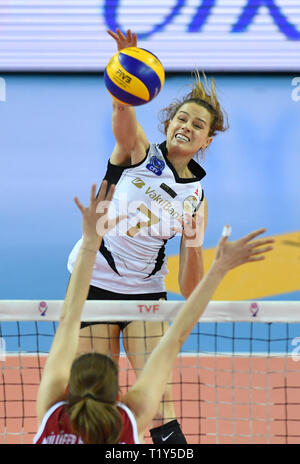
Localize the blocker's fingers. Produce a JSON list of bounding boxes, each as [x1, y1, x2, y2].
[[249, 239, 275, 250], [89, 184, 97, 205], [222, 225, 232, 238], [245, 256, 266, 263], [104, 183, 115, 202], [74, 196, 85, 214], [96, 180, 108, 201], [240, 228, 267, 244], [249, 245, 273, 256], [216, 224, 231, 244]]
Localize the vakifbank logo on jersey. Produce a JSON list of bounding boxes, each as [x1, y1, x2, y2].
[[132, 178, 145, 189], [146, 156, 165, 176]]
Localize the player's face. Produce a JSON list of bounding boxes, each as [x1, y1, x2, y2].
[[166, 102, 213, 156]]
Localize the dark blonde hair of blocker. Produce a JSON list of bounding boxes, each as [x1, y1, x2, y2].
[[66, 352, 122, 444]]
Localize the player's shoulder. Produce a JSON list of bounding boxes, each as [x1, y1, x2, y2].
[[34, 401, 67, 443], [117, 402, 140, 444], [110, 132, 149, 167]]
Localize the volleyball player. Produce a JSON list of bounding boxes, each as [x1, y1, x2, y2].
[[35, 182, 273, 444], [67, 28, 229, 444]]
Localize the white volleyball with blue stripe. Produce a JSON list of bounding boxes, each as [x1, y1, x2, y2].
[[104, 47, 165, 106]]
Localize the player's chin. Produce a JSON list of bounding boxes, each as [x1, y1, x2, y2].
[[171, 138, 192, 152]]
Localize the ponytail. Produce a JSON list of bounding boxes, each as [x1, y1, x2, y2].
[[67, 353, 122, 444], [68, 396, 122, 444]]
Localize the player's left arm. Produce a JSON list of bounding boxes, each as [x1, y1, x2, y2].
[[36, 183, 124, 426], [178, 198, 208, 298]]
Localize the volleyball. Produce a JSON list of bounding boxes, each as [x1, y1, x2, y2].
[[104, 47, 165, 106]]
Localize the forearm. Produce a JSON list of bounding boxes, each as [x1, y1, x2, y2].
[[40, 239, 101, 394], [112, 100, 138, 150], [60, 238, 99, 323], [172, 261, 225, 345], [130, 260, 226, 429], [179, 240, 205, 298]]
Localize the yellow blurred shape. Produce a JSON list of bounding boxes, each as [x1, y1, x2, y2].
[[165, 231, 300, 300]]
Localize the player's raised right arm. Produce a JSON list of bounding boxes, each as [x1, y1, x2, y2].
[[107, 29, 149, 166]]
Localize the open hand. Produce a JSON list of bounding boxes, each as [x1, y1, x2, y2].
[[107, 28, 137, 51], [213, 227, 274, 273]]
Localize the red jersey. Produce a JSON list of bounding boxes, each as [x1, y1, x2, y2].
[[34, 401, 139, 444]]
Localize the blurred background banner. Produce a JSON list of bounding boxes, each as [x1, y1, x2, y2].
[[0, 0, 300, 72]]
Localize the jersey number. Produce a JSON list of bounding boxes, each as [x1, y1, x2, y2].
[[126, 203, 160, 237]]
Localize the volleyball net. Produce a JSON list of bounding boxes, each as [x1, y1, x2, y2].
[[1, 300, 300, 444]]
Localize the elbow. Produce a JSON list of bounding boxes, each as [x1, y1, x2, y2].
[[179, 272, 204, 300], [178, 278, 193, 299], [180, 287, 193, 300]]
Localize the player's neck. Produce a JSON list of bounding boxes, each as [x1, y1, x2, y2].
[[167, 153, 193, 179]]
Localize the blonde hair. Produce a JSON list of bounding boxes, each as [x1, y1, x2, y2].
[[159, 71, 229, 138], [67, 353, 122, 444]]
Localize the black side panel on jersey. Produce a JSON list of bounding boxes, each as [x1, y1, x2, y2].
[[145, 239, 167, 279], [99, 240, 120, 275], [194, 188, 205, 215]]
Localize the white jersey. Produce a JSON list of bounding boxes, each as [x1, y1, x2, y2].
[[67, 141, 206, 294]]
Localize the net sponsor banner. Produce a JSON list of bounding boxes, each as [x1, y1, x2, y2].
[[0, 300, 300, 322], [0, 0, 299, 71]]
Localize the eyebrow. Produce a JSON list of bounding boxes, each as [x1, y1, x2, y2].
[[178, 111, 208, 126]]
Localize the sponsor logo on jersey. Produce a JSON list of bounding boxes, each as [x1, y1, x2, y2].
[[160, 183, 177, 198], [145, 187, 181, 219], [132, 178, 145, 189], [131, 178, 199, 220], [131, 177, 182, 219], [146, 156, 165, 176]]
